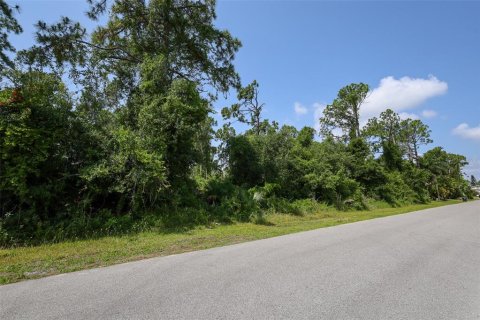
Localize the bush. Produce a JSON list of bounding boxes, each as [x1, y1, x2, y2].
[[376, 171, 416, 206], [161, 207, 210, 230], [202, 177, 259, 222]]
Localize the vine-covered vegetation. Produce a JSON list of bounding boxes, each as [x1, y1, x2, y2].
[[0, 0, 473, 246]]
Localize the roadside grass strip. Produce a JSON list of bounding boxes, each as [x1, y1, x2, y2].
[[0, 200, 461, 285]]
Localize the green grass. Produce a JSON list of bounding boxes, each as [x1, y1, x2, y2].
[[0, 200, 461, 285]]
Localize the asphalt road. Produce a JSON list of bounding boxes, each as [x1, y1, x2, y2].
[[1, 201, 479, 319]]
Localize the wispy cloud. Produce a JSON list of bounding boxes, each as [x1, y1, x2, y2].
[[399, 112, 420, 120], [361, 75, 448, 119], [313, 102, 325, 133], [421, 109, 438, 119], [313, 75, 445, 133], [294, 102, 308, 116], [452, 123, 480, 141]]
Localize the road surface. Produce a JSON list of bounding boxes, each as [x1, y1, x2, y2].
[[1, 201, 479, 319]]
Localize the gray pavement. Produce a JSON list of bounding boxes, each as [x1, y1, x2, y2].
[[1, 201, 479, 319]]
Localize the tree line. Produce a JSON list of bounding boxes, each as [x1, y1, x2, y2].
[[0, 0, 473, 246]]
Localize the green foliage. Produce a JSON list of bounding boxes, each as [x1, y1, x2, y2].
[[226, 135, 263, 188], [0, 72, 88, 241], [319, 83, 368, 141], [297, 126, 315, 147], [400, 118, 433, 165], [0, 1, 472, 247], [364, 108, 402, 152], [201, 177, 254, 222], [222, 80, 265, 135], [0, 1, 22, 72], [421, 147, 470, 199], [380, 140, 403, 171], [375, 171, 416, 206], [400, 163, 430, 203], [139, 78, 210, 190], [80, 126, 168, 212], [35, 0, 241, 95]]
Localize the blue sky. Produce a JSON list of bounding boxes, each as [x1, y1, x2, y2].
[[7, 0, 480, 176]]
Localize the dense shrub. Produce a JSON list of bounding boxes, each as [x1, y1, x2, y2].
[[0, 1, 472, 246]]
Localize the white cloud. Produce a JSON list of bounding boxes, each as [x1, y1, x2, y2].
[[399, 112, 420, 120], [313, 102, 325, 133], [361, 75, 448, 119], [421, 109, 438, 118], [294, 102, 308, 115], [452, 123, 480, 141]]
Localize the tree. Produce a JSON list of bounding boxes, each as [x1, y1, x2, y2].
[[0, 1, 22, 73], [0, 71, 87, 224], [215, 123, 236, 173], [319, 83, 369, 142], [23, 0, 242, 205], [400, 119, 432, 166], [297, 126, 315, 148], [34, 0, 241, 100], [221, 80, 265, 135], [364, 108, 402, 152], [226, 135, 262, 188], [421, 147, 447, 199], [363, 109, 405, 170], [305, 138, 362, 207], [1, 0, 475, 245], [421, 147, 469, 199]]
